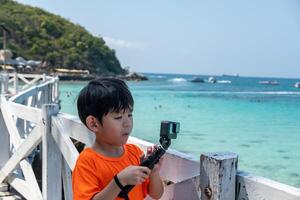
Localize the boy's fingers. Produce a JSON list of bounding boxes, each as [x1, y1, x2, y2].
[[140, 173, 149, 180], [147, 146, 152, 154], [140, 166, 151, 175]]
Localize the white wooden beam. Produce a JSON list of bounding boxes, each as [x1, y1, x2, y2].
[[6, 174, 36, 200], [52, 117, 79, 170], [18, 75, 31, 85], [0, 126, 41, 183], [5, 101, 41, 123], [236, 171, 300, 200], [42, 104, 61, 200], [9, 73, 44, 79], [158, 175, 200, 200], [9, 80, 54, 103], [55, 113, 95, 146], [19, 160, 43, 199], [0, 96, 42, 199]]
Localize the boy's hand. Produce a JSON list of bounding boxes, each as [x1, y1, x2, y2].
[[117, 165, 151, 186], [146, 145, 164, 175]]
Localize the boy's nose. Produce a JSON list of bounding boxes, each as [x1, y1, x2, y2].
[[123, 116, 132, 128]]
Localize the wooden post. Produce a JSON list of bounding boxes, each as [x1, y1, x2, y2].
[[43, 86, 50, 104], [200, 152, 238, 200], [42, 74, 46, 82], [48, 84, 53, 103], [42, 104, 61, 200], [0, 103, 10, 171], [55, 76, 59, 104], [62, 158, 73, 200], [0, 78, 10, 178], [13, 72, 18, 94], [1, 73, 9, 94]]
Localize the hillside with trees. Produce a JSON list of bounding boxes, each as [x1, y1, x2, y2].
[[0, 0, 125, 75]]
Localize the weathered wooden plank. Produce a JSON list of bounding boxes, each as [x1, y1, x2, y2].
[[19, 159, 43, 199], [52, 117, 79, 170], [153, 175, 200, 200], [0, 126, 41, 184], [9, 80, 54, 103], [0, 183, 8, 192], [5, 101, 41, 123], [26, 76, 42, 86], [9, 73, 44, 79], [200, 152, 238, 200], [236, 171, 300, 200], [42, 104, 61, 200], [6, 174, 33, 200], [16, 74, 44, 87], [11, 89, 37, 104], [17, 75, 31, 85], [0, 96, 24, 147]]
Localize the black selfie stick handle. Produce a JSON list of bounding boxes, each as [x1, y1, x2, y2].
[[118, 146, 166, 199]]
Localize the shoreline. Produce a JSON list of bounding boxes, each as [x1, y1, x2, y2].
[[53, 72, 148, 81]]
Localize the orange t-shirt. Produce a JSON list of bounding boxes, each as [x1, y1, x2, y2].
[[72, 143, 149, 200]]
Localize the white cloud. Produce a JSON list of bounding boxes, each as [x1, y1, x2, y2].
[[103, 36, 145, 49]]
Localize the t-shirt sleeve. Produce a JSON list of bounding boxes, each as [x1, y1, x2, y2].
[[72, 154, 102, 200]]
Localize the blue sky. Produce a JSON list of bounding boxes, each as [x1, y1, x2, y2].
[[16, 0, 300, 78]]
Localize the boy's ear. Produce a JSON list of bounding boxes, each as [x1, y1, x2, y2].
[[86, 115, 100, 132]]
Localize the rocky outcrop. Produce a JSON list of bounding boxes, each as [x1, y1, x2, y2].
[[118, 72, 148, 81]]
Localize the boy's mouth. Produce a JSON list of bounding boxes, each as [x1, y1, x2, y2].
[[122, 132, 130, 136]]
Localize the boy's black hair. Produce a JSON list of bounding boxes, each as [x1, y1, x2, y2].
[[77, 77, 134, 125]]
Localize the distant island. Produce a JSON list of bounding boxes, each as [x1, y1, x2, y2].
[[0, 0, 146, 81]]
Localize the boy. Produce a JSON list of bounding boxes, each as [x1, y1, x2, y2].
[[72, 78, 164, 200]]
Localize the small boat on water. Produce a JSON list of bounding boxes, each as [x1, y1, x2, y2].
[[259, 81, 280, 86], [295, 82, 300, 88], [190, 77, 204, 83], [222, 73, 239, 78], [208, 77, 217, 83]]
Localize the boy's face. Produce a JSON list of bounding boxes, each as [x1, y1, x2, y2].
[[96, 109, 133, 146]]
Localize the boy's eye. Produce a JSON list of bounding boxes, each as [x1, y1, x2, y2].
[[114, 116, 122, 120], [128, 113, 133, 118]]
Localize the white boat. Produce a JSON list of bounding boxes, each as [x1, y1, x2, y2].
[[295, 82, 300, 88], [208, 76, 217, 83], [222, 73, 239, 78]]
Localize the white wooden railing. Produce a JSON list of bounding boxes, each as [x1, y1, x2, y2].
[[0, 72, 299, 200]]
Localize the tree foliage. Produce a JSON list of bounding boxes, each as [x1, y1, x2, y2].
[[0, 0, 124, 75]]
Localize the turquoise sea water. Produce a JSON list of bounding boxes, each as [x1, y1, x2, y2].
[[59, 73, 300, 188]]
